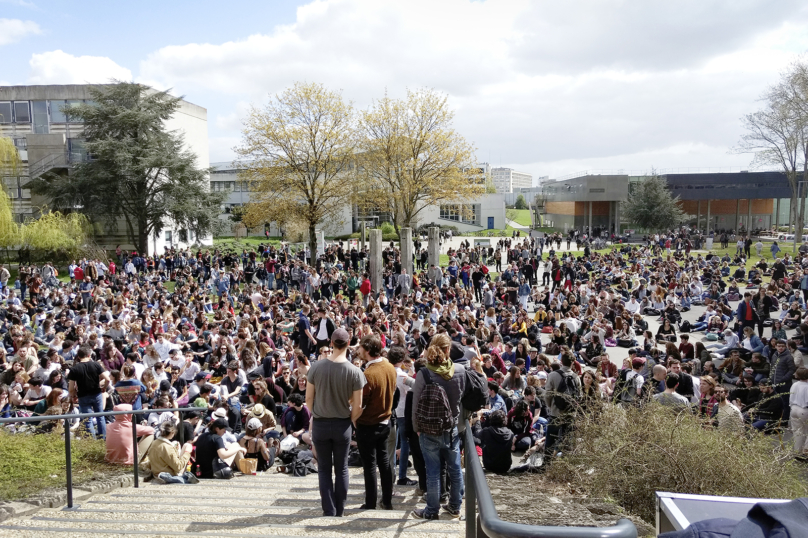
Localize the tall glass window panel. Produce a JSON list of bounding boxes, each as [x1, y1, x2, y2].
[[13, 102, 30, 123], [67, 100, 83, 123], [50, 100, 67, 123], [0, 102, 11, 124], [32, 101, 49, 134]]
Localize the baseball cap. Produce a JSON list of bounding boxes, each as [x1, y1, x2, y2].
[[247, 418, 263, 430], [537, 371, 548, 380], [194, 372, 211, 381], [331, 328, 350, 342]]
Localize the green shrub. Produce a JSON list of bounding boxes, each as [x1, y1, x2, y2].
[[0, 430, 129, 501], [547, 403, 808, 523], [380, 222, 395, 235]]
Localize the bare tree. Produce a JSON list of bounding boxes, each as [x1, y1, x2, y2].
[[737, 59, 808, 247]]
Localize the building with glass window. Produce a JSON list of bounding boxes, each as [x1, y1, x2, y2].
[[541, 170, 796, 234], [491, 167, 533, 193], [0, 84, 210, 252], [210, 162, 507, 236]]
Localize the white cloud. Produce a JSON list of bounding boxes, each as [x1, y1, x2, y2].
[[136, 0, 808, 173], [28, 50, 132, 85], [0, 18, 40, 45]]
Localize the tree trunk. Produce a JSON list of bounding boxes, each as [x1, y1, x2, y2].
[[308, 222, 317, 266], [799, 159, 807, 253], [137, 216, 149, 256]]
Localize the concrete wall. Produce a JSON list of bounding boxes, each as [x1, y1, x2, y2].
[[417, 193, 506, 232]]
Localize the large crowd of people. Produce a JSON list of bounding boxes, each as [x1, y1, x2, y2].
[[1, 228, 808, 519]]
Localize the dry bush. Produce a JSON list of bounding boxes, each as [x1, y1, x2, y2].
[[547, 403, 808, 523]]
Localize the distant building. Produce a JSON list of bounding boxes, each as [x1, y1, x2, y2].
[[540, 171, 793, 234], [0, 84, 209, 252], [211, 162, 507, 236], [491, 167, 532, 193]]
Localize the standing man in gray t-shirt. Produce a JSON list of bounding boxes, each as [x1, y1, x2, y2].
[[306, 328, 366, 517]]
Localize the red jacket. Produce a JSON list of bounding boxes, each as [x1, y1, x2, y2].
[[359, 278, 372, 295]]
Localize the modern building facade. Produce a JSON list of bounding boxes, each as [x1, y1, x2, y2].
[[541, 170, 795, 234], [211, 162, 507, 237], [491, 167, 533, 193], [0, 84, 210, 252]]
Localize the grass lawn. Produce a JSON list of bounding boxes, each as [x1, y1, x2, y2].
[[0, 430, 129, 501], [213, 237, 283, 250], [507, 209, 532, 227]]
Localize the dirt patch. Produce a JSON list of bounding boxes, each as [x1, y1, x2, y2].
[[486, 473, 655, 538]]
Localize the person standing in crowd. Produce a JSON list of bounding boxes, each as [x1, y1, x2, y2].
[[68, 346, 111, 439], [355, 333, 397, 510], [543, 352, 580, 459], [410, 333, 465, 520], [306, 328, 366, 517]]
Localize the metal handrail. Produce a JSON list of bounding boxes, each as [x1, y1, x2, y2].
[[463, 420, 637, 538], [0, 406, 198, 509]]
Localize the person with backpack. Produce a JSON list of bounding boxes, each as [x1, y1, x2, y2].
[[410, 333, 466, 520], [543, 352, 580, 460], [614, 357, 646, 407]]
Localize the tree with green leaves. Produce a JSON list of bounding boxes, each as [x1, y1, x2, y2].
[[29, 82, 225, 254], [514, 194, 528, 210], [237, 82, 359, 259], [621, 172, 685, 232]]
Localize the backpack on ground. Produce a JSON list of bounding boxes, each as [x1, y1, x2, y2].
[[679, 320, 692, 333], [415, 369, 454, 436], [551, 371, 579, 413], [461, 368, 488, 412]]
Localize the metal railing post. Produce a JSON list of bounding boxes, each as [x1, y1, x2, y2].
[[132, 415, 139, 488], [64, 417, 73, 509], [465, 438, 477, 538]]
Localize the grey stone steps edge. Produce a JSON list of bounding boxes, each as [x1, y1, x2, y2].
[[29, 516, 460, 533], [0, 526, 456, 538], [84, 499, 424, 513], [108, 493, 423, 503]]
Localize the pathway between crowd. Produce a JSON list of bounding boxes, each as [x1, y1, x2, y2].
[[0, 467, 463, 538]]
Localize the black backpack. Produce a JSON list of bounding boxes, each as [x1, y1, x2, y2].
[[551, 371, 579, 413], [461, 368, 488, 412], [679, 320, 691, 333]]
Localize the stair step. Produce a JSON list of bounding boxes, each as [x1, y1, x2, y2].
[[31, 515, 461, 532]]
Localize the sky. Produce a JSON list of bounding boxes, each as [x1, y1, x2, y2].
[[3, 0, 808, 183]]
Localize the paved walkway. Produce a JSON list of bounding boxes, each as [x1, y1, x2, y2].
[[0, 467, 463, 538]]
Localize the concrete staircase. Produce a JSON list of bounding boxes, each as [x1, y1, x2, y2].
[[0, 467, 464, 538]]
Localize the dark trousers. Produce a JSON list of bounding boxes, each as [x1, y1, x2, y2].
[[356, 422, 394, 508], [544, 415, 569, 459], [311, 417, 352, 516], [406, 430, 428, 491], [738, 320, 757, 341]]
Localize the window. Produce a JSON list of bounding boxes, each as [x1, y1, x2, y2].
[[14, 102, 30, 123], [68, 138, 89, 163], [440, 204, 478, 224], [0, 102, 11, 123], [32, 101, 49, 134], [178, 229, 188, 242], [50, 100, 67, 123], [67, 100, 83, 123]]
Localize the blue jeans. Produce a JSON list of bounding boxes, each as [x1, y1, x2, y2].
[[158, 471, 196, 484], [267, 273, 275, 290], [419, 427, 464, 516], [396, 417, 410, 480], [78, 393, 106, 439]]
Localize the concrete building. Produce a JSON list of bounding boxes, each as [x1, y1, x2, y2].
[[0, 84, 210, 252], [541, 170, 795, 234], [491, 167, 533, 193], [211, 162, 506, 237]]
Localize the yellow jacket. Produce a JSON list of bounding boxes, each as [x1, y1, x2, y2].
[[147, 437, 190, 476]]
